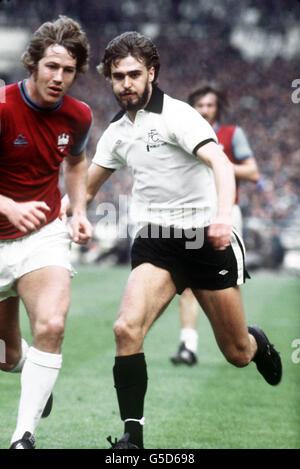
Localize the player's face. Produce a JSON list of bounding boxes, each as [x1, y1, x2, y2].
[[27, 44, 77, 107], [110, 55, 155, 113], [193, 92, 218, 125]]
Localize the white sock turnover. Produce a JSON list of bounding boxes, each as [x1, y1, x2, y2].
[[180, 328, 198, 354], [10, 346, 62, 444]]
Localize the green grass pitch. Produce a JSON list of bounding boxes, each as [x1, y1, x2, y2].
[[0, 266, 299, 449]]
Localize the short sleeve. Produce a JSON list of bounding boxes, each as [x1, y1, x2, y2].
[[70, 103, 93, 155], [167, 100, 218, 156], [70, 119, 93, 155], [232, 127, 253, 161], [92, 128, 126, 170]]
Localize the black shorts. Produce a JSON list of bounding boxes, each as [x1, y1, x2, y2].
[[131, 224, 249, 294]]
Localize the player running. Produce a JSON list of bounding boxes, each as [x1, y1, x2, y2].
[[0, 16, 93, 449], [63, 31, 282, 449], [170, 84, 260, 366]]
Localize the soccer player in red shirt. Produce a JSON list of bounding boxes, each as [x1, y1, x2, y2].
[[0, 16, 93, 448], [171, 84, 260, 366]]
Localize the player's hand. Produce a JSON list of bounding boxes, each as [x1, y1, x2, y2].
[[5, 200, 50, 234], [70, 214, 93, 245], [207, 217, 232, 251]]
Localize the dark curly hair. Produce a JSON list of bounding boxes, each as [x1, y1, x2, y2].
[[97, 31, 160, 84]]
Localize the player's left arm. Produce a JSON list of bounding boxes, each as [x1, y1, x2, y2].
[[63, 150, 93, 244], [232, 127, 260, 182], [233, 157, 259, 182], [196, 141, 235, 250]]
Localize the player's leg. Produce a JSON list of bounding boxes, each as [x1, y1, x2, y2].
[[111, 263, 177, 448], [10, 266, 70, 445], [179, 288, 199, 332], [178, 288, 199, 356], [170, 288, 199, 365], [0, 297, 23, 371], [193, 286, 256, 366], [0, 296, 31, 382], [193, 286, 282, 384]]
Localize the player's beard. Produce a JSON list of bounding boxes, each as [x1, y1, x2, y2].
[[115, 82, 150, 112]]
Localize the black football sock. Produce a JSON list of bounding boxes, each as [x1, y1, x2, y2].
[[113, 353, 148, 448]]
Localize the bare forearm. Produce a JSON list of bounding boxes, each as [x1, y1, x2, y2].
[[212, 156, 236, 220], [234, 159, 260, 183], [196, 141, 236, 249], [61, 163, 114, 218], [196, 142, 236, 221], [63, 157, 88, 216]]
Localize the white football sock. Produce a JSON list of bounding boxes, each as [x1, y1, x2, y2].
[[9, 338, 29, 373], [10, 346, 62, 443], [180, 328, 198, 354]]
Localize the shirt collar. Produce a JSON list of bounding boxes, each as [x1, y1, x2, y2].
[[19, 79, 63, 112], [111, 85, 164, 123], [144, 85, 164, 114]]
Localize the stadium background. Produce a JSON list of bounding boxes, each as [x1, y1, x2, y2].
[[0, 0, 300, 450], [1, 0, 300, 271]]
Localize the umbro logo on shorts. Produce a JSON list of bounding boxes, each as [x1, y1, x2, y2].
[[219, 269, 229, 276]]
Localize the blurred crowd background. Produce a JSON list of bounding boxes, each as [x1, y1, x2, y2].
[[1, 0, 299, 272]]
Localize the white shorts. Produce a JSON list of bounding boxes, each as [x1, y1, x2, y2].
[[0, 218, 75, 302]]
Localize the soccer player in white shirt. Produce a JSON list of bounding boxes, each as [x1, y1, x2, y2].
[[62, 31, 281, 449], [170, 84, 260, 366]]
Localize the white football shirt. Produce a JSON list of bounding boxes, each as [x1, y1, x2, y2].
[[93, 86, 218, 233]]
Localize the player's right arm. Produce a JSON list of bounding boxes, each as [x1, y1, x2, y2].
[[0, 194, 50, 234], [87, 163, 114, 204], [60, 163, 113, 220]]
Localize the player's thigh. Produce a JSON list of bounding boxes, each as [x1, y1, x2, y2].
[[16, 266, 71, 331], [192, 286, 250, 354], [117, 262, 177, 335]]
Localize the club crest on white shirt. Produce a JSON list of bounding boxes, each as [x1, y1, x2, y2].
[[146, 129, 166, 151]]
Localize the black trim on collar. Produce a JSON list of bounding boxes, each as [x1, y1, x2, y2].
[[110, 85, 164, 123], [111, 109, 125, 123], [145, 85, 164, 114]]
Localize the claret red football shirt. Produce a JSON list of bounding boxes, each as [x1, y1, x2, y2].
[[0, 80, 92, 239]]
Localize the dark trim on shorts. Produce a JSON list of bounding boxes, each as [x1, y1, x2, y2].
[[232, 229, 251, 281]]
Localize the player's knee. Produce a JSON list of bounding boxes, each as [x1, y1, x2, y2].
[[113, 317, 140, 346], [225, 344, 252, 368], [34, 316, 65, 344]]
